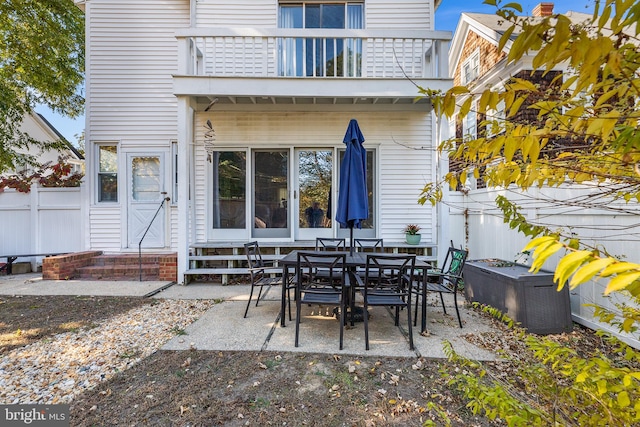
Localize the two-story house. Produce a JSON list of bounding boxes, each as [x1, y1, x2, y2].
[[76, 0, 452, 283]]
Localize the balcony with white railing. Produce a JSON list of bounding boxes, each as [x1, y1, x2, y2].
[[174, 28, 452, 103]]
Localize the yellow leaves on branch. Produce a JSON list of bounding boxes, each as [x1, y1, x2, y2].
[[586, 110, 620, 142], [523, 236, 640, 296]]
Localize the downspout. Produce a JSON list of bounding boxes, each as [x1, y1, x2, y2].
[[176, 97, 191, 284], [190, 0, 196, 27], [434, 107, 450, 267]]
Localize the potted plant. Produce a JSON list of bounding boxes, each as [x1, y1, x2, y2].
[[403, 224, 421, 244]]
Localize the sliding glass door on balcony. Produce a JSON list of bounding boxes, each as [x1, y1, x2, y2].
[[279, 2, 363, 77]]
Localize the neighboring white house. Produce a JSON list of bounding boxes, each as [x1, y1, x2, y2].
[[15, 113, 84, 173], [76, 0, 452, 283]]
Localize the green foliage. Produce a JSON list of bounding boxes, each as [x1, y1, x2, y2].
[[298, 150, 332, 227], [442, 340, 546, 426], [403, 224, 421, 235], [425, 17, 640, 427], [0, 0, 84, 173], [420, 0, 640, 296], [438, 305, 640, 426], [495, 195, 549, 238]]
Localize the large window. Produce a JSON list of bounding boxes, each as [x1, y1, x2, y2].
[[98, 144, 118, 202], [279, 2, 363, 77]]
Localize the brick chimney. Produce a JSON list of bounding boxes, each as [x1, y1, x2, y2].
[[532, 2, 554, 17]]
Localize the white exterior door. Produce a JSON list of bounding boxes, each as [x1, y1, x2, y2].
[[127, 153, 166, 248]]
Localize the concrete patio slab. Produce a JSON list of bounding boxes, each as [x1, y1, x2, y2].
[[159, 283, 498, 360], [1, 273, 500, 360], [0, 273, 173, 297]]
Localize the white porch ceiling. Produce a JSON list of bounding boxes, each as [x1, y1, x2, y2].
[[173, 76, 451, 111]]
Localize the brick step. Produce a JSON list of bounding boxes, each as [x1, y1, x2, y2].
[[89, 254, 164, 266], [76, 263, 159, 280]]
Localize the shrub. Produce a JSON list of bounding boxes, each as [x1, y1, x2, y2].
[[0, 158, 83, 193]]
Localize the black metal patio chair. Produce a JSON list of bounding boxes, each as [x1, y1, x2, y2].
[[413, 245, 468, 328], [295, 251, 349, 349], [360, 253, 416, 350], [354, 238, 384, 253], [315, 237, 346, 251], [243, 241, 293, 320], [353, 238, 385, 281]]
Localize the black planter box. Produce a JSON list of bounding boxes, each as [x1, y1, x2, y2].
[[463, 260, 572, 334]]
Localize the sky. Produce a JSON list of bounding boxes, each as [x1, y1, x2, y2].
[[38, 0, 597, 143]]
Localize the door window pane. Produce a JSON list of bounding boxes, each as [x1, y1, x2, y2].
[[254, 151, 289, 236], [131, 157, 161, 201], [212, 151, 246, 229], [299, 150, 332, 229]]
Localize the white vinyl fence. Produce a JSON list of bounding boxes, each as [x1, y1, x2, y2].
[[443, 185, 640, 349], [0, 184, 83, 270]]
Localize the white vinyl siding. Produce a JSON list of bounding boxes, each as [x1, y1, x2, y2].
[[365, 0, 431, 29], [365, 0, 433, 78], [88, 207, 123, 251], [86, 0, 189, 142], [195, 0, 277, 27], [195, 0, 432, 29], [86, 0, 189, 251], [192, 111, 434, 243]]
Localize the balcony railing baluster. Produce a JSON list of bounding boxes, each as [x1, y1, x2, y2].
[[177, 28, 450, 80]]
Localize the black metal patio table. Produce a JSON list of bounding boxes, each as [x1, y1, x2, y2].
[[279, 250, 433, 333], [279, 250, 364, 327]]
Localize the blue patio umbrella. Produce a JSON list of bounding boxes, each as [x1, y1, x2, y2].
[[336, 119, 368, 255]]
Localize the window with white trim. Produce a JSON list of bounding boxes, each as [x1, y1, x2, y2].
[[97, 144, 118, 202], [462, 108, 477, 141], [461, 49, 480, 84]]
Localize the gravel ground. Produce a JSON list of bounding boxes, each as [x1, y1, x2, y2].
[[0, 299, 213, 404]]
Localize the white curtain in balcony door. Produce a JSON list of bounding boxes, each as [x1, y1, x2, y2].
[[279, 6, 302, 76], [346, 4, 363, 77]]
